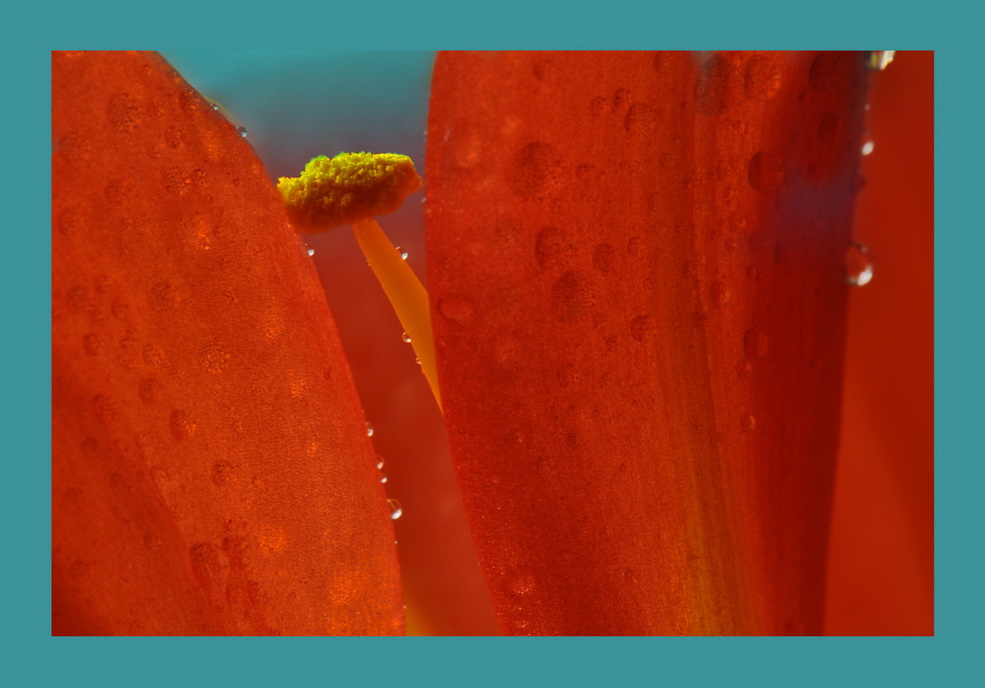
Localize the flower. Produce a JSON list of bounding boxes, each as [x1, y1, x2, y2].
[[51, 50, 932, 636]]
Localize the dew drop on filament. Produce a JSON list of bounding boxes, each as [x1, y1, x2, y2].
[[388, 498, 403, 520], [861, 130, 875, 156]]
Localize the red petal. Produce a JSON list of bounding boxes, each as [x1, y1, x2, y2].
[[52, 51, 402, 635], [825, 50, 934, 635], [426, 51, 864, 634]]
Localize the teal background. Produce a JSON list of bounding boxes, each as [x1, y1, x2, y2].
[[9, 0, 976, 684]]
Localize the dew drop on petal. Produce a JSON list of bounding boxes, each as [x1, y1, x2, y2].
[[366, 422, 374, 437], [844, 242, 874, 286], [401, 331, 412, 343], [236, 126, 248, 138], [395, 246, 409, 260], [710, 281, 730, 308]]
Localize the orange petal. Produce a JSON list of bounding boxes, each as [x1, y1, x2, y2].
[[52, 51, 402, 635], [426, 51, 865, 634], [825, 50, 934, 635]]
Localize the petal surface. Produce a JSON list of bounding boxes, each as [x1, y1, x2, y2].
[[426, 51, 865, 635], [52, 51, 403, 635]]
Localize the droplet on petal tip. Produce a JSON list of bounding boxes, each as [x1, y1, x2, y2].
[[277, 152, 422, 234], [867, 51, 896, 71]]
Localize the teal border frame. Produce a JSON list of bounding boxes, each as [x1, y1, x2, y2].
[[11, 1, 973, 684]]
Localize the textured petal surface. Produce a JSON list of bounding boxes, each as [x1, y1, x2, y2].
[[52, 51, 403, 635], [426, 51, 865, 635]]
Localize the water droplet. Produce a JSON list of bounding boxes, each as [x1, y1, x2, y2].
[[624, 102, 659, 136], [867, 51, 896, 71], [366, 422, 374, 437], [509, 573, 537, 597], [743, 55, 781, 101], [169, 409, 197, 440], [509, 141, 563, 198], [743, 328, 770, 360], [202, 344, 231, 374], [395, 246, 409, 260], [740, 413, 757, 432], [380, 474, 388, 484], [589, 95, 612, 118], [534, 226, 574, 270], [107, 93, 141, 133], [550, 271, 598, 324], [56, 207, 83, 236], [613, 88, 630, 109], [401, 332, 412, 343], [211, 102, 220, 111], [149, 282, 178, 313], [695, 53, 738, 116], [415, 357, 422, 366], [747, 151, 784, 191], [376, 456, 385, 470], [861, 131, 875, 156], [92, 394, 116, 425], [236, 126, 248, 138], [306, 246, 315, 257], [844, 243, 874, 286], [437, 295, 474, 322], [388, 498, 403, 520], [710, 281, 730, 307], [143, 343, 165, 367]]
